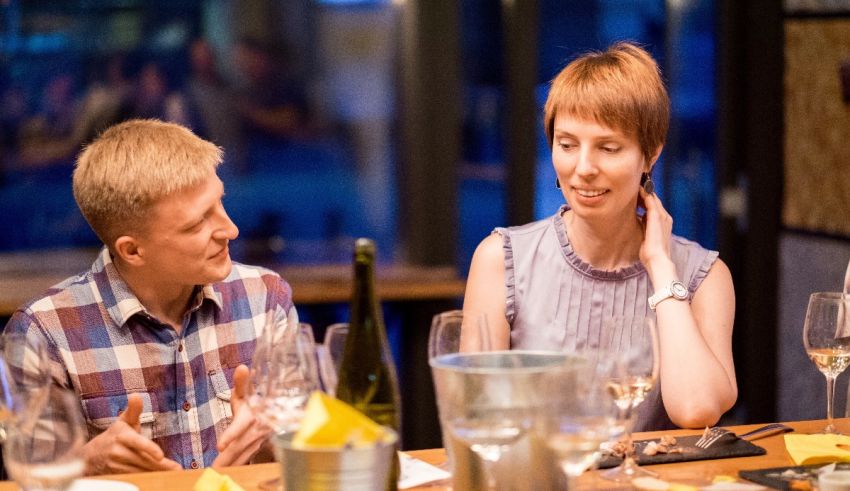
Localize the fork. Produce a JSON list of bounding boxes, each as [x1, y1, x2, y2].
[[695, 426, 731, 449], [695, 423, 793, 449]]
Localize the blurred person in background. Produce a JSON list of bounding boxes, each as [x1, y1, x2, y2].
[[232, 37, 315, 146], [128, 62, 190, 126], [186, 38, 247, 174], [12, 55, 135, 173], [17, 73, 81, 170], [3, 119, 297, 474], [0, 84, 29, 179], [463, 42, 736, 431]]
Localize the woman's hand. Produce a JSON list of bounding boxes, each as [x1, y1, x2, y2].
[[638, 186, 676, 284]]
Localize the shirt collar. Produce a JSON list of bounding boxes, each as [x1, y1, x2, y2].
[[93, 247, 224, 328]]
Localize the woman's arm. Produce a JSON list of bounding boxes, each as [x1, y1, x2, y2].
[[462, 233, 511, 350], [640, 189, 737, 429]]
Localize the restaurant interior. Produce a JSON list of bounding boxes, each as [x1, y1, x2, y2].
[[1, 0, 850, 479]]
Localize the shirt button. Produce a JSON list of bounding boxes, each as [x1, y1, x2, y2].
[[178, 343, 184, 352], [182, 401, 191, 411], [190, 460, 199, 469]]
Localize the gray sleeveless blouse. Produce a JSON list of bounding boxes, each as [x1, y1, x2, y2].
[[495, 205, 719, 431]]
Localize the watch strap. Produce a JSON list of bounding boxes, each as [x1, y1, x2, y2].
[[648, 280, 688, 310]]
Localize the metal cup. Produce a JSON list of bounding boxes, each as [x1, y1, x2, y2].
[[430, 350, 584, 490], [275, 430, 398, 491]]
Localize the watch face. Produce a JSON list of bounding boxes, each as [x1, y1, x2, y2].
[[671, 282, 688, 299]]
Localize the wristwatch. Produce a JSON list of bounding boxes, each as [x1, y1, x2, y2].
[[648, 280, 689, 310]]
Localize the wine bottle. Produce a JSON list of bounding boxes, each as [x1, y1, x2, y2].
[[335, 238, 402, 490]]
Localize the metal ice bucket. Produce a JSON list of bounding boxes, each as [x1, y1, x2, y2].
[[275, 430, 398, 491], [430, 350, 585, 490]]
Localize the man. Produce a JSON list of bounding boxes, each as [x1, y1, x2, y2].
[[3, 119, 294, 474]]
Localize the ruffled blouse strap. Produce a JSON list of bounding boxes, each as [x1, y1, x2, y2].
[[687, 248, 719, 295], [492, 227, 516, 324]]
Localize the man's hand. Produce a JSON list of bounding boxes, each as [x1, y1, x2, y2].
[[213, 364, 272, 468], [82, 393, 182, 475]]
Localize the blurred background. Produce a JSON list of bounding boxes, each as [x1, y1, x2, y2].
[[1, 0, 849, 440]]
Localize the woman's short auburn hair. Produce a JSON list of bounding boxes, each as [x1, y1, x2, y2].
[[543, 42, 670, 162], [73, 119, 223, 247]]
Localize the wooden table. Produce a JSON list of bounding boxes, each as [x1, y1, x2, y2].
[[0, 419, 838, 490]]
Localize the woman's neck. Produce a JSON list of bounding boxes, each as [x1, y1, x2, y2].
[[562, 208, 644, 271]]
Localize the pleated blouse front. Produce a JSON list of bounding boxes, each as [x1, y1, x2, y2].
[[495, 205, 719, 431]]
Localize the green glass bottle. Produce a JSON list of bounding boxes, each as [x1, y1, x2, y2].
[[335, 238, 402, 490]]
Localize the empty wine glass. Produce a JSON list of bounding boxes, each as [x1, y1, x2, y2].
[[0, 332, 51, 440], [3, 386, 86, 491], [803, 292, 850, 434], [249, 319, 320, 491], [543, 357, 616, 490], [597, 316, 660, 483], [428, 310, 491, 360], [323, 322, 349, 373]]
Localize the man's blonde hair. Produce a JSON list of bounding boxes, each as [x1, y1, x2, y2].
[[73, 119, 223, 246], [543, 42, 669, 162]]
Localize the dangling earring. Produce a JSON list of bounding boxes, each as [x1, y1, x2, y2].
[[641, 172, 655, 195], [555, 178, 561, 189]]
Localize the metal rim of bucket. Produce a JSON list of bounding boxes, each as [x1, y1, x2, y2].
[[275, 427, 398, 454]]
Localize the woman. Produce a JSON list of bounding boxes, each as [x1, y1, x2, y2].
[[463, 42, 737, 430]]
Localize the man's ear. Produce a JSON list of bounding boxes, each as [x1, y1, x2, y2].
[[113, 235, 145, 267]]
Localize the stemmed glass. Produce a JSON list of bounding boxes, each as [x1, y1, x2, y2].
[[428, 310, 491, 479], [597, 316, 660, 483], [543, 357, 617, 490], [249, 319, 320, 491], [803, 292, 850, 434], [0, 332, 51, 439], [323, 322, 349, 373], [428, 310, 491, 359], [3, 387, 87, 491]]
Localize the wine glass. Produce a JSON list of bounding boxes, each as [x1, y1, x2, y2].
[[803, 292, 850, 434], [323, 322, 349, 373], [249, 319, 320, 491], [543, 357, 617, 490], [3, 387, 86, 491], [428, 310, 491, 478], [597, 316, 660, 483], [0, 332, 51, 439], [428, 310, 491, 360]]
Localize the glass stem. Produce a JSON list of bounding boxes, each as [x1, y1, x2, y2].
[[619, 407, 638, 475], [564, 472, 577, 491], [826, 374, 837, 433]]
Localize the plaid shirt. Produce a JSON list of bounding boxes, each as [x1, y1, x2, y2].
[[3, 247, 296, 469]]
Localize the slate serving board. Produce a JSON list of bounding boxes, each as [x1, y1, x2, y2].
[[739, 462, 850, 490], [597, 434, 766, 469]]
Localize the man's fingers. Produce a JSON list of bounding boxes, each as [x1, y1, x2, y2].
[[217, 405, 254, 451], [119, 393, 144, 432], [116, 429, 166, 462], [231, 364, 250, 414], [156, 457, 183, 471]]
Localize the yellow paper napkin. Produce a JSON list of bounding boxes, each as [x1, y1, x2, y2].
[[784, 433, 850, 465], [193, 468, 245, 491]]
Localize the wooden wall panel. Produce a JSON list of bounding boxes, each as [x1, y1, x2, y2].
[[784, 19, 850, 237]]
